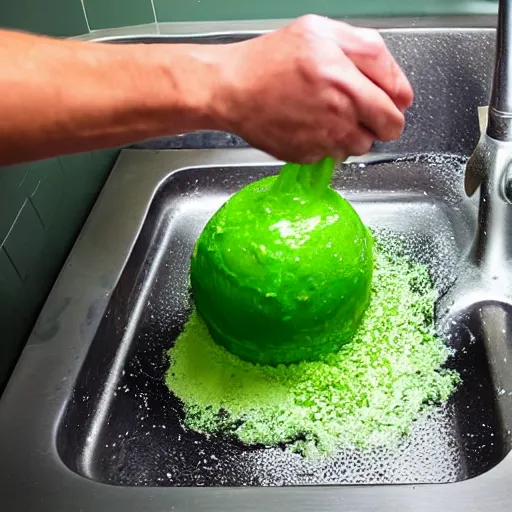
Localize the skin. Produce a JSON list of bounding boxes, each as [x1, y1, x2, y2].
[[0, 15, 413, 167]]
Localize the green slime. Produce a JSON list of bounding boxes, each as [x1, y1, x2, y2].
[[167, 236, 460, 456], [191, 158, 373, 365]]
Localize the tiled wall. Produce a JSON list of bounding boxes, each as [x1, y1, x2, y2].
[[0, 2, 122, 393], [0, 150, 119, 392], [0, 0, 500, 35]]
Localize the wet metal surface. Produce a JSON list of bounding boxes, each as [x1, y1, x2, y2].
[[57, 155, 506, 486]]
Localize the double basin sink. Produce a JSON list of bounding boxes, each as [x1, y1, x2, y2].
[[0, 17, 511, 512]]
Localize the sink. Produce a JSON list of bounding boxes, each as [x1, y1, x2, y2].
[[57, 155, 506, 486], [2, 20, 512, 512]]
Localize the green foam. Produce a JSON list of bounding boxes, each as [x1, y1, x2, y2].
[[166, 235, 460, 457]]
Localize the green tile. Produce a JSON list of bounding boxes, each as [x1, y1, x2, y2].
[[0, 164, 28, 244], [19, 158, 56, 196], [0, 147, 116, 392], [0, 248, 23, 299], [52, 183, 97, 241], [59, 152, 95, 192], [0, 294, 30, 392], [87, 148, 119, 194], [0, 164, 102, 392], [61, 149, 118, 197], [19, 165, 41, 198], [84, 0, 155, 30], [29, 160, 66, 229], [153, 0, 311, 22], [3, 200, 45, 281], [0, 163, 28, 191], [0, 0, 88, 37], [59, 152, 92, 176], [91, 148, 121, 173], [153, 0, 486, 22]]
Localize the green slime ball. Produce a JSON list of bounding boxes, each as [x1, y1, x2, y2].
[[190, 158, 373, 365]]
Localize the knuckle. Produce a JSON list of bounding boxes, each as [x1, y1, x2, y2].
[[327, 93, 352, 116], [295, 14, 324, 32], [358, 137, 374, 155], [381, 111, 405, 140], [332, 148, 349, 161], [351, 140, 373, 156], [294, 141, 326, 163], [358, 28, 386, 56], [328, 106, 358, 141], [338, 129, 374, 156], [296, 50, 323, 82], [331, 124, 351, 146]]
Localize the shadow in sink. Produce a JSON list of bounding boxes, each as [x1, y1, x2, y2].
[[56, 155, 511, 486], [443, 301, 512, 478]]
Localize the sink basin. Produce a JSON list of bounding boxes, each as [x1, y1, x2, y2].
[[2, 21, 512, 512], [57, 154, 505, 486]]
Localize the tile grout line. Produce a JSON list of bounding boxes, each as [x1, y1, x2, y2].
[[27, 196, 46, 231], [80, 0, 91, 32], [150, 0, 160, 34], [2, 245, 23, 283], [2, 199, 27, 282], [1, 199, 26, 249]]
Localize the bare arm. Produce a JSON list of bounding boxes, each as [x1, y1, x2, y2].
[[0, 29, 227, 165], [0, 16, 413, 167]]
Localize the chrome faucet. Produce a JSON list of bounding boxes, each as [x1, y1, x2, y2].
[[438, 0, 512, 318], [464, 0, 512, 276]]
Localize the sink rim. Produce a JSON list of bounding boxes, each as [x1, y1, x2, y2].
[[71, 15, 499, 44], [0, 146, 510, 511], [57, 154, 493, 487]]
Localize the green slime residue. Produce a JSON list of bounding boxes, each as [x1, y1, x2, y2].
[[167, 237, 460, 456], [190, 158, 373, 365]]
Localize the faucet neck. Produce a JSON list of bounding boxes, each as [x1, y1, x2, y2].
[[487, 0, 512, 141]]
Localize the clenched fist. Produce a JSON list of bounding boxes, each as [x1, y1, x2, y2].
[[212, 15, 413, 163]]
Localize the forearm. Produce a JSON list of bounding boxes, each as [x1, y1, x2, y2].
[[0, 30, 225, 165], [0, 18, 413, 167]]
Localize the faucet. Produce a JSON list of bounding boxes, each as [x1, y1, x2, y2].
[[437, 0, 512, 319], [464, 0, 512, 279]]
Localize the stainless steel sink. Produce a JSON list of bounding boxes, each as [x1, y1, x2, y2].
[[56, 152, 502, 487], [1, 19, 512, 512]]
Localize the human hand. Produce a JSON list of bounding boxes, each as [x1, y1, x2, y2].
[[213, 15, 413, 163]]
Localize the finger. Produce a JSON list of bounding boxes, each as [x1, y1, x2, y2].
[[330, 23, 414, 111], [326, 55, 405, 141], [351, 29, 413, 111], [332, 124, 374, 157], [331, 150, 349, 163]]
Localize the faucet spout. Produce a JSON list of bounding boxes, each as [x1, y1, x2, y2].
[[441, 0, 512, 318], [465, 0, 512, 197], [487, 0, 512, 141], [465, 0, 512, 271], [468, 138, 512, 272]]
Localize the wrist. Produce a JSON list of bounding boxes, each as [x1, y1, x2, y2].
[[139, 43, 236, 135]]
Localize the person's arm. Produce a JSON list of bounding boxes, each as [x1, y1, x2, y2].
[[0, 29, 225, 165], [0, 15, 413, 167]]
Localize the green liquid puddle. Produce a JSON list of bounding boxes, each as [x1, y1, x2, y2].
[[165, 235, 460, 457]]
